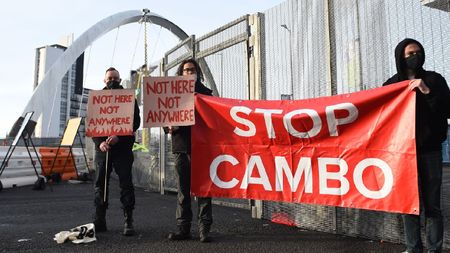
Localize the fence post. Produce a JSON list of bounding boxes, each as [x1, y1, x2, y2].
[[248, 12, 265, 219]]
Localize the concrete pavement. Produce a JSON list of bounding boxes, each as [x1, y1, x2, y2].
[[0, 179, 436, 253]]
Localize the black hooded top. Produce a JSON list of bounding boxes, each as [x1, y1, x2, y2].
[[383, 38, 450, 153], [165, 80, 213, 153]]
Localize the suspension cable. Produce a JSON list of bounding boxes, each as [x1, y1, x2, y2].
[[144, 20, 148, 71], [130, 22, 143, 70], [110, 27, 120, 66], [150, 26, 163, 62]]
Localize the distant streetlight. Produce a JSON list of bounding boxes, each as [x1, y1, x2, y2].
[[280, 24, 289, 31], [280, 24, 294, 99]]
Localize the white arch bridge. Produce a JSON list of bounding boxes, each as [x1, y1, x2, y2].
[[24, 9, 214, 137]]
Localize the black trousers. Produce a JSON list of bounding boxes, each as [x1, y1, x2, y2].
[[174, 153, 212, 231], [403, 151, 443, 253], [94, 149, 135, 211]]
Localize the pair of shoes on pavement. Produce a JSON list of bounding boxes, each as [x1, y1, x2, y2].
[[93, 219, 135, 236], [168, 230, 211, 243]]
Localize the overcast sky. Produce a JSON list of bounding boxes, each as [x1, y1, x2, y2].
[[0, 0, 284, 137]]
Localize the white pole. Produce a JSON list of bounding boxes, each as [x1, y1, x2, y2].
[[103, 151, 109, 203]]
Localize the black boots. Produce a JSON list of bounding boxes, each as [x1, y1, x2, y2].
[[168, 226, 211, 242], [93, 208, 135, 236], [199, 227, 211, 243], [168, 226, 191, 240], [123, 209, 135, 236], [93, 207, 107, 232]]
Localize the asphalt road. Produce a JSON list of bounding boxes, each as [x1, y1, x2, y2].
[[0, 179, 429, 253]]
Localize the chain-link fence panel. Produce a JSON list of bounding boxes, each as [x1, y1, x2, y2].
[[193, 17, 251, 208], [158, 19, 251, 208], [132, 127, 162, 192], [264, 0, 332, 100], [195, 16, 249, 98], [203, 43, 248, 99]]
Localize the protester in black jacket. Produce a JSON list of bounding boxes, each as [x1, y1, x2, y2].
[[383, 38, 450, 253], [165, 59, 214, 243], [92, 67, 140, 236]]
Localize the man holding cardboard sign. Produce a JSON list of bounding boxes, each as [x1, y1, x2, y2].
[[87, 67, 140, 236]]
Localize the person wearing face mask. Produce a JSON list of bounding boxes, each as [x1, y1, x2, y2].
[[91, 67, 141, 236], [164, 58, 214, 243], [383, 39, 450, 253]]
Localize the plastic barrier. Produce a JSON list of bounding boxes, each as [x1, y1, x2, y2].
[[39, 147, 77, 181]]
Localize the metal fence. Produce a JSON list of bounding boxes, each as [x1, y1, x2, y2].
[[261, 0, 450, 247], [132, 0, 450, 247], [133, 16, 253, 208]]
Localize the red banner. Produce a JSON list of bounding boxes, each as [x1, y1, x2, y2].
[[191, 81, 419, 214]]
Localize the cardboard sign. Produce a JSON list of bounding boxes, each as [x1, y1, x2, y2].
[[86, 89, 135, 137], [143, 75, 195, 127], [191, 81, 419, 214]]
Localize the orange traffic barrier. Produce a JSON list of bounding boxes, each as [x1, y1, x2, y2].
[[39, 147, 77, 181]]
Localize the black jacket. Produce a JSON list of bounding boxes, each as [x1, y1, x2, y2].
[[92, 85, 141, 152], [166, 80, 213, 153], [383, 38, 450, 152]]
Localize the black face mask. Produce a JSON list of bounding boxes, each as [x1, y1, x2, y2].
[[106, 80, 121, 89], [405, 53, 423, 72]]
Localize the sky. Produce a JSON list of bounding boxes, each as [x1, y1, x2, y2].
[[0, 0, 285, 137]]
